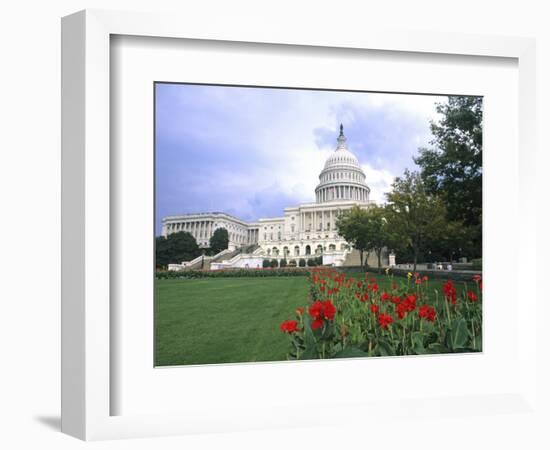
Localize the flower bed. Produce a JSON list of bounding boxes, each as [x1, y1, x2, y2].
[[156, 267, 311, 279], [280, 268, 482, 359]]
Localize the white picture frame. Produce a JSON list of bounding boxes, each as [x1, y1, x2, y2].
[[61, 9, 538, 441]]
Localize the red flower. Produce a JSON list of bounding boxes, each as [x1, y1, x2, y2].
[[370, 277, 376, 283], [473, 274, 482, 282], [391, 282, 397, 290], [467, 290, 478, 302], [309, 301, 324, 319], [415, 279, 422, 285], [360, 293, 369, 303], [418, 305, 436, 322], [378, 313, 394, 329], [308, 299, 337, 322], [370, 304, 379, 314], [320, 285, 326, 292], [296, 307, 305, 315], [414, 272, 420, 278], [280, 320, 301, 333], [367, 283, 379, 293], [391, 295, 402, 305], [323, 299, 337, 320], [443, 280, 457, 305], [422, 276, 429, 282], [396, 294, 417, 319], [357, 281, 363, 288], [381, 292, 391, 302], [311, 318, 324, 330]]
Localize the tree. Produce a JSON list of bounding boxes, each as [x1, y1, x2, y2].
[[336, 206, 371, 269], [363, 206, 391, 270], [385, 170, 448, 271], [414, 96, 482, 258], [209, 227, 229, 254], [155, 231, 201, 269]]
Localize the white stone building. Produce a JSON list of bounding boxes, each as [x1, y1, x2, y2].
[[162, 126, 386, 268]]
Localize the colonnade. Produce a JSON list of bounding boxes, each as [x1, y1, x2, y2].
[[315, 185, 369, 203]]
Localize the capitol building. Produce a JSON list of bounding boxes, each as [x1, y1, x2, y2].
[[162, 126, 389, 269]]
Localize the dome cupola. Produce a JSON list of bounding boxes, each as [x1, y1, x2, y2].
[[315, 124, 370, 204]]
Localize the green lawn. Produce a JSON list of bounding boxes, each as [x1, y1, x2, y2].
[[155, 277, 309, 366], [155, 272, 478, 366]]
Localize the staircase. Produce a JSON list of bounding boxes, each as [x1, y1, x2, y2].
[[169, 245, 263, 271], [342, 249, 387, 268], [202, 248, 241, 270], [343, 249, 363, 267]]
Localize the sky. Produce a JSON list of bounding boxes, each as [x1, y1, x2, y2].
[[155, 83, 448, 235]]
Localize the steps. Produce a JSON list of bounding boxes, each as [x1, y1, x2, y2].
[[204, 248, 241, 269], [342, 249, 385, 268], [343, 249, 363, 266]]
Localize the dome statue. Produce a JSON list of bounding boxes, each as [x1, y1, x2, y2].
[[315, 124, 370, 203]]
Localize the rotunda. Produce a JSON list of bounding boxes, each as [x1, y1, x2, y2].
[[315, 124, 370, 204]]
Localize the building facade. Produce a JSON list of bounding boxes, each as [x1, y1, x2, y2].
[[162, 125, 381, 266]]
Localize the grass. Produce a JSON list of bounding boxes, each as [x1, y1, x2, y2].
[[155, 276, 309, 366], [155, 271, 478, 366]]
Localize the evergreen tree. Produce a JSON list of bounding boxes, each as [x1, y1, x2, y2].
[[155, 231, 201, 268], [209, 228, 229, 254]]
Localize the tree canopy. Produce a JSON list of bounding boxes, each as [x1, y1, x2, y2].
[[209, 227, 229, 254], [414, 96, 482, 258], [385, 170, 449, 271], [336, 205, 392, 269], [155, 231, 201, 269], [336, 206, 371, 268]]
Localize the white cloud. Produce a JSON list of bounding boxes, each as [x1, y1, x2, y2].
[[361, 164, 396, 204], [158, 85, 448, 220]]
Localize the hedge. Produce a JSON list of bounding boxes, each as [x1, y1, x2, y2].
[[471, 258, 482, 271], [156, 267, 311, 279], [386, 267, 482, 282]]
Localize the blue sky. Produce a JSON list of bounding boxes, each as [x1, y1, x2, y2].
[[155, 83, 447, 235]]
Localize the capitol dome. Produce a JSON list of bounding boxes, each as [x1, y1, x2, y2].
[[315, 125, 370, 204]]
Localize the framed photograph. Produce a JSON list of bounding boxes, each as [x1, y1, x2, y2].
[[154, 82, 482, 367], [62, 9, 537, 441]]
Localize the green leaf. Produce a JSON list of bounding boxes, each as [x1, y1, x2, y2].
[[333, 346, 368, 359], [448, 318, 470, 350], [427, 343, 450, 354], [374, 338, 396, 357], [302, 314, 316, 347], [300, 346, 319, 360], [411, 331, 426, 354]]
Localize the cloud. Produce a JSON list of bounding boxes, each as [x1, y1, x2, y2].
[[155, 84, 447, 234]]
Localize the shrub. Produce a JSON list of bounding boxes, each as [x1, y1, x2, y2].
[[280, 258, 288, 268], [262, 259, 271, 268], [270, 259, 279, 268], [387, 267, 480, 282], [471, 258, 482, 270], [155, 267, 310, 279], [298, 258, 306, 267], [307, 258, 317, 267], [288, 259, 297, 267]]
